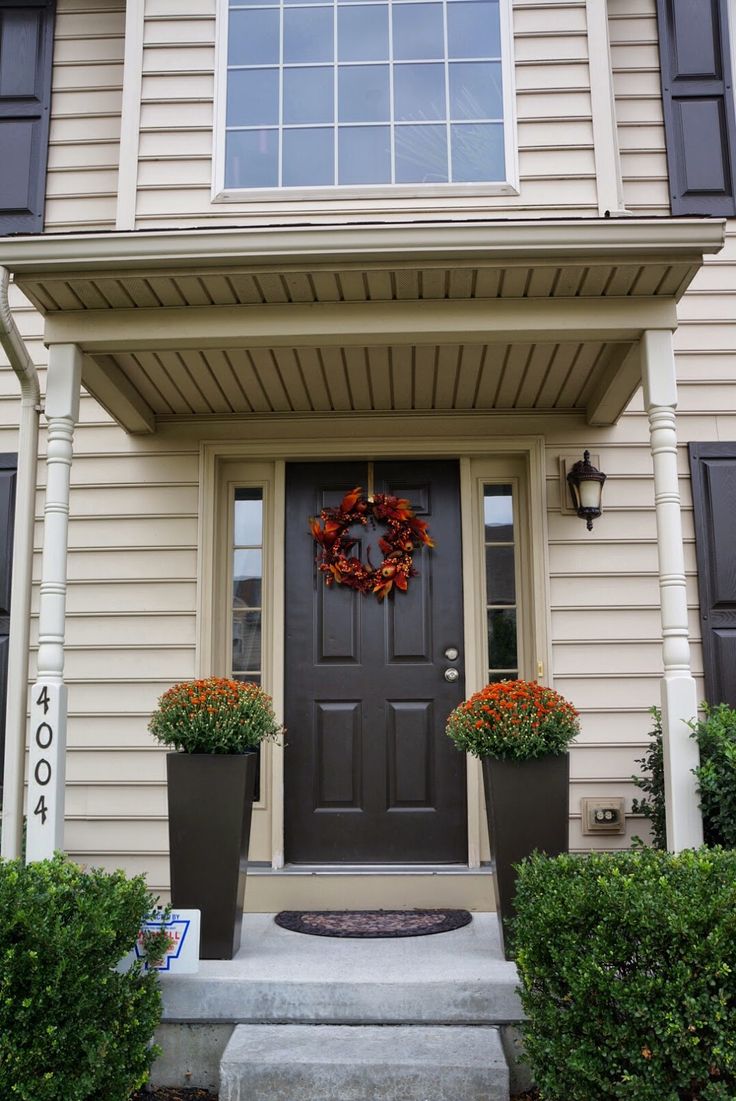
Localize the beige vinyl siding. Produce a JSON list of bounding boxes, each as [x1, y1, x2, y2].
[[608, 0, 670, 213], [44, 0, 125, 231], [134, 0, 599, 226]]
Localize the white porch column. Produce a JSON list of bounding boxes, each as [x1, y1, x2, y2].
[[25, 344, 81, 863], [641, 328, 703, 851]]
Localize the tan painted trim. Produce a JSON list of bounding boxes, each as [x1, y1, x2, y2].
[[460, 456, 483, 868], [464, 444, 549, 863], [271, 461, 286, 869], [586, 0, 627, 217], [45, 296, 680, 352], [0, 218, 725, 273], [116, 0, 144, 231]]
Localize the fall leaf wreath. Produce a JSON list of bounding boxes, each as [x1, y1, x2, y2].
[[310, 486, 435, 601]]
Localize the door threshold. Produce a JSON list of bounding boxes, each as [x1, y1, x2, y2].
[[248, 863, 492, 876]]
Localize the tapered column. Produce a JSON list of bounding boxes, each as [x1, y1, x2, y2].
[[641, 329, 703, 851], [26, 344, 81, 862]]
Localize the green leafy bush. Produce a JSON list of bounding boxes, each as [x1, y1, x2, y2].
[[0, 854, 162, 1101], [691, 703, 736, 848], [148, 676, 281, 753], [514, 848, 736, 1101], [631, 705, 667, 849]]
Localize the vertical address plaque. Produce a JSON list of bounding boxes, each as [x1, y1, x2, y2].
[[26, 681, 68, 862]]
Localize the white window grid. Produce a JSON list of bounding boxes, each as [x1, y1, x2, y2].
[[216, 0, 516, 195]]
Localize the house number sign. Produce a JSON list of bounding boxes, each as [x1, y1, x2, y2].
[[26, 681, 67, 862]]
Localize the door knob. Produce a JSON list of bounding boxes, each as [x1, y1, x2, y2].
[[444, 668, 459, 683]]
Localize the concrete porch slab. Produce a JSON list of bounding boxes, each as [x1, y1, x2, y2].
[[159, 912, 523, 1026]]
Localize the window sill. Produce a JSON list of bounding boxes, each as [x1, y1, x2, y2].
[[212, 180, 520, 205]]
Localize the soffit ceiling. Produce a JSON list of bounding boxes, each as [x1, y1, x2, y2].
[[18, 257, 696, 313], [96, 340, 620, 418]]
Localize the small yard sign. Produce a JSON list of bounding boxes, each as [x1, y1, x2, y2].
[[136, 909, 201, 974]]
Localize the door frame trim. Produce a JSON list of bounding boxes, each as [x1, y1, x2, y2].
[[199, 422, 551, 869]]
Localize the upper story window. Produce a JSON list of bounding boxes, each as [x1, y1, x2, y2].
[[218, 0, 514, 194]]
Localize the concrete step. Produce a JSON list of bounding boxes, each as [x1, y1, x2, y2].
[[219, 1023, 510, 1101], [160, 913, 523, 1026]]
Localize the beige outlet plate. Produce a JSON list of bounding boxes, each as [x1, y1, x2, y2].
[[581, 797, 626, 835]]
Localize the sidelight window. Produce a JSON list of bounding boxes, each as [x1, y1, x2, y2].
[[219, 0, 514, 192], [483, 483, 518, 682], [231, 488, 264, 684]]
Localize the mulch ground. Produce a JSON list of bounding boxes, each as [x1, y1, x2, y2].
[[133, 1089, 540, 1100]]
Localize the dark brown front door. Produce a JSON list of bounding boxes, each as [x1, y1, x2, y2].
[[284, 459, 467, 864]]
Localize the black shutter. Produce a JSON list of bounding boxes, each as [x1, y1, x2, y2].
[[0, 454, 17, 792], [656, 0, 736, 215], [689, 443, 736, 708], [0, 0, 55, 235]]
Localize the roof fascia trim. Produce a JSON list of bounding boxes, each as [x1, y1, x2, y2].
[[0, 218, 725, 275]]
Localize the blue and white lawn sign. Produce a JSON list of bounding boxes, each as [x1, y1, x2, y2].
[[136, 909, 201, 974]]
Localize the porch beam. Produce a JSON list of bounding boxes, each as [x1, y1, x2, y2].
[[82, 353, 155, 434], [641, 328, 703, 852], [44, 296, 679, 353], [26, 343, 81, 862], [586, 343, 642, 426]]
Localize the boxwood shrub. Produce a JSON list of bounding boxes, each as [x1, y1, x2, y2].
[[514, 848, 736, 1101], [0, 854, 162, 1101]]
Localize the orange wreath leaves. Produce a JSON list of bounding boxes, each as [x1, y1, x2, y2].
[[310, 486, 434, 601]]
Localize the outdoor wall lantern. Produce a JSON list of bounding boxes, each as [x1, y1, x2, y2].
[[567, 450, 606, 531]]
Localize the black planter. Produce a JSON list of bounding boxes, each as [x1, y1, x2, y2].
[[166, 751, 257, 960], [482, 753, 569, 958]]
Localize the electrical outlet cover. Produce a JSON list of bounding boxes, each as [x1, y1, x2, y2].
[[581, 797, 626, 835]]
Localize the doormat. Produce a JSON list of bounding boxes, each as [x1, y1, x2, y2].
[[274, 909, 473, 938]]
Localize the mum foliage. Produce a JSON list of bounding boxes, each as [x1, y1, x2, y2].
[[445, 679, 579, 760], [514, 848, 736, 1101], [148, 676, 281, 754], [0, 854, 161, 1101]]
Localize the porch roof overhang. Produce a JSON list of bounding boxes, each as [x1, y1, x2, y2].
[[0, 217, 724, 435]]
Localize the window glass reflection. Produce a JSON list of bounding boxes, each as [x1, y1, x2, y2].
[[283, 66, 334, 124], [392, 3, 444, 60], [227, 68, 279, 128], [283, 127, 335, 185], [451, 122, 504, 181], [395, 125, 448, 183], [338, 5, 389, 61], [284, 6, 334, 63], [226, 129, 278, 188], [339, 65, 390, 123], [338, 125, 391, 183], [228, 8, 279, 65], [394, 63, 446, 121]]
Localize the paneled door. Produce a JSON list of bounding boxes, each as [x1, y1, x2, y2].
[[284, 460, 467, 863]]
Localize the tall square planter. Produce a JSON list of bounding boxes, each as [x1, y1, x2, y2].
[[166, 751, 257, 960], [482, 753, 569, 958]]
